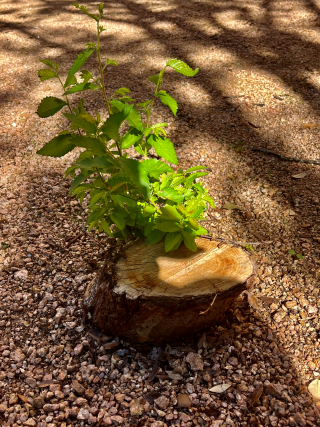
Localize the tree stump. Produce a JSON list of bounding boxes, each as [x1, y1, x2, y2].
[[84, 238, 257, 345]]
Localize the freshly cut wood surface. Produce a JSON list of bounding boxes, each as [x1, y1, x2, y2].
[[84, 238, 256, 344], [115, 238, 254, 299]]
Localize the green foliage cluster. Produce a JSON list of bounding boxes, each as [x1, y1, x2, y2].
[[36, 2, 215, 252]]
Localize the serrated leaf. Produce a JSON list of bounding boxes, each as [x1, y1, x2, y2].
[[100, 105, 133, 142], [165, 231, 183, 252], [63, 113, 97, 134], [70, 135, 106, 154], [203, 195, 215, 208], [156, 90, 178, 116], [110, 212, 125, 230], [148, 134, 178, 165], [110, 100, 143, 131], [39, 59, 58, 70], [106, 58, 118, 66], [70, 173, 87, 193], [156, 221, 182, 232], [158, 187, 183, 203], [64, 82, 100, 95], [121, 128, 143, 149], [86, 206, 108, 224], [64, 47, 95, 88], [160, 205, 182, 221], [38, 69, 58, 81], [142, 159, 173, 179], [166, 59, 199, 77], [185, 172, 208, 188], [183, 231, 197, 252], [149, 74, 160, 85], [146, 229, 165, 245], [185, 165, 207, 173], [98, 2, 104, 16], [76, 156, 114, 170], [118, 158, 150, 199], [188, 218, 199, 230], [137, 100, 152, 109], [89, 190, 105, 206], [115, 87, 131, 96], [36, 97, 67, 118], [37, 134, 75, 157], [99, 218, 112, 236]]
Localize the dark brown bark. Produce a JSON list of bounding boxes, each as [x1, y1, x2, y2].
[[84, 238, 257, 345]]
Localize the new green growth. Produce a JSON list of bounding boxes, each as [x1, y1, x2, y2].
[[36, 2, 215, 252]]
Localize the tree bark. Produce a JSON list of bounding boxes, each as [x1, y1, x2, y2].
[[84, 237, 257, 345]]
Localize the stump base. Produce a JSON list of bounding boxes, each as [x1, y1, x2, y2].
[[84, 238, 257, 344]]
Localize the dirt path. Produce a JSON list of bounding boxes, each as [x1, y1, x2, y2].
[[1, 0, 320, 425]]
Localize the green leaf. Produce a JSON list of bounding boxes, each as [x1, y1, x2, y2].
[[148, 134, 178, 165], [63, 82, 100, 95], [156, 90, 178, 116], [183, 231, 197, 252], [170, 175, 184, 187], [143, 205, 156, 216], [70, 135, 106, 154], [76, 156, 115, 171], [156, 221, 182, 232], [165, 231, 183, 252], [106, 58, 118, 66], [149, 74, 160, 85], [70, 173, 87, 193], [297, 253, 303, 259], [160, 205, 182, 221], [137, 100, 152, 109], [99, 218, 113, 236], [38, 69, 58, 81], [64, 47, 95, 88], [89, 191, 105, 206], [185, 171, 208, 187], [185, 165, 208, 173], [146, 229, 165, 245], [158, 188, 183, 203], [118, 158, 150, 199], [142, 159, 173, 179], [100, 105, 133, 142], [110, 100, 143, 131], [110, 212, 125, 230], [203, 195, 215, 208], [115, 87, 131, 96], [98, 2, 104, 16], [288, 249, 295, 255], [188, 218, 199, 230], [36, 97, 67, 118], [37, 134, 75, 157], [121, 128, 143, 149], [63, 112, 97, 135], [39, 59, 58, 70], [166, 59, 199, 77], [86, 206, 108, 224]]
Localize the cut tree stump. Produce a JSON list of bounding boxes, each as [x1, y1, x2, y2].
[[84, 237, 257, 345]]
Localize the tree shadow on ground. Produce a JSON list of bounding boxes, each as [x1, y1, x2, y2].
[[1, 0, 320, 417]]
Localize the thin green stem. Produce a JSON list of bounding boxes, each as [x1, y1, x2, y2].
[[146, 67, 166, 128], [96, 21, 122, 157], [58, 76, 73, 113]]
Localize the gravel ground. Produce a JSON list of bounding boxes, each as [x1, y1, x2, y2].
[[2, 0, 320, 426]]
